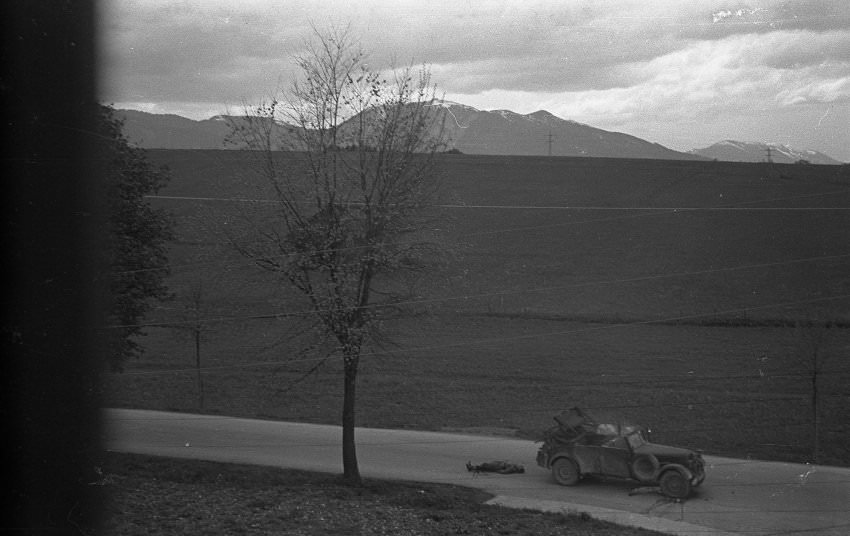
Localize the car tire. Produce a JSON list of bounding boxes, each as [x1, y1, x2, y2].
[[631, 454, 659, 482], [551, 457, 580, 486], [659, 468, 691, 499]]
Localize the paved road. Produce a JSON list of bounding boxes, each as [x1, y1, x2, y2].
[[103, 409, 850, 536]]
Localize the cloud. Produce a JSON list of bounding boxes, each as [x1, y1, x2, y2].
[[101, 1, 697, 100], [758, 30, 850, 70], [100, 1, 305, 104], [449, 28, 850, 127], [775, 78, 850, 106], [100, 0, 850, 159], [101, 0, 850, 100], [683, 0, 850, 39]]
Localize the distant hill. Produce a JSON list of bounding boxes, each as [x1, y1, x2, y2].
[[115, 104, 704, 160], [691, 140, 843, 165], [430, 101, 705, 160], [117, 109, 233, 149]]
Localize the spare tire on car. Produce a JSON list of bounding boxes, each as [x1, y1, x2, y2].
[[631, 453, 660, 482]]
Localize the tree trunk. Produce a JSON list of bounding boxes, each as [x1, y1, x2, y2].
[[195, 329, 204, 410], [812, 356, 819, 464], [341, 351, 361, 485]]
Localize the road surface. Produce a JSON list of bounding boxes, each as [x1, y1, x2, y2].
[[103, 409, 850, 536]]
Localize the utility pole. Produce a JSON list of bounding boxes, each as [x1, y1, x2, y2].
[[547, 130, 553, 157]]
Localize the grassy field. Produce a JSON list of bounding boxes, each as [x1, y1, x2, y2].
[[105, 151, 850, 465], [93, 452, 663, 535]]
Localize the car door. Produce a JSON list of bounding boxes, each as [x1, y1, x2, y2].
[[598, 436, 632, 478]]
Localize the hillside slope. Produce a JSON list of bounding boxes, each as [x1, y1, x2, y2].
[[692, 140, 843, 165], [108, 150, 850, 466], [435, 102, 703, 159], [117, 110, 232, 149], [116, 105, 703, 160]]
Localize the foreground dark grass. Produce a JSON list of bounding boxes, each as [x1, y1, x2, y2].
[[95, 452, 661, 536], [107, 313, 850, 466]]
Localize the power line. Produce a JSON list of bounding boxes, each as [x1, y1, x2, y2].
[[106, 375, 849, 410], [114, 186, 850, 276], [107, 253, 850, 329], [118, 189, 850, 378], [110, 293, 850, 375], [146, 192, 850, 211]]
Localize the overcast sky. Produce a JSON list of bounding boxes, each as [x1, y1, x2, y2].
[[101, 1, 850, 161]]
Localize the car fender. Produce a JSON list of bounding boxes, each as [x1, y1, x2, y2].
[[550, 452, 576, 466], [550, 452, 584, 472]]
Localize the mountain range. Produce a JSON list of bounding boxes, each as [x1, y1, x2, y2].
[[115, 104, 843, 164], [423, 101, 703, 160], [689, 140, 842, 165]]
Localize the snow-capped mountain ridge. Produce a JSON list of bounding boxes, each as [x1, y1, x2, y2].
[[113, 102, 840, 163], [692, 140, 842, 165], [425, 102, 702, 159]]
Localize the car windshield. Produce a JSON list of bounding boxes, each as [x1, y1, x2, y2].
[[626, 431, 647, 449]]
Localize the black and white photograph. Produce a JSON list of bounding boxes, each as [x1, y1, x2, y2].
[[5, 1, 849, 534]]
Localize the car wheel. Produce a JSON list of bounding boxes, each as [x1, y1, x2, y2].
[[551, 457, 580, 486], [631, 454, 659, 482], [659, 469, 691, 499]]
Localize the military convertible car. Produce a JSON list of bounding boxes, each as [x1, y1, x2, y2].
[[536, 408, 705, 499]]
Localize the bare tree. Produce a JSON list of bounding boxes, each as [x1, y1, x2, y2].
[[168, 281, 211, 410], [795, 320, 832, 464], [224, 26, 447, 485]]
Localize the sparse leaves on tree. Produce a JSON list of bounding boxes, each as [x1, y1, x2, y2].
[[224, 26, 447, 485]]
